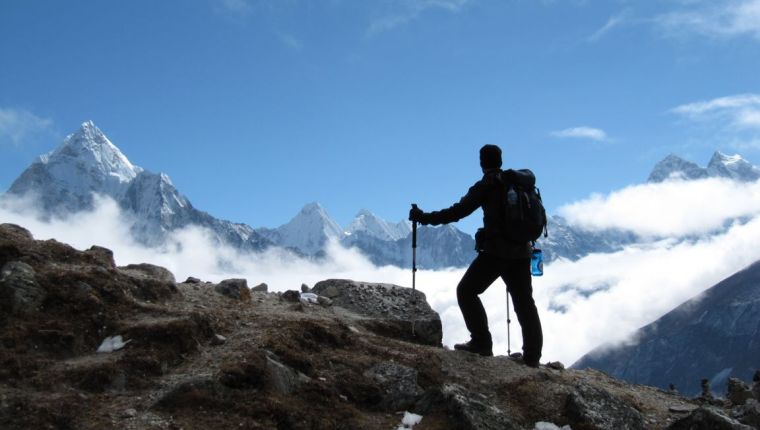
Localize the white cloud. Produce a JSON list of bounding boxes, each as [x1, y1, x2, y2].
[[738, 109, 760, 128], [672, 94, 760, 116], [0, 108, 53, 147], [588, 9, 631, 42], [550, 126, 608, 142], [558, 177, 760, 237], [367, 0, 470, 37], [4, 179, 760, 366], [671, 94, 760, 131], [656, 0, 760, 41], [536, 216, 760, 362]]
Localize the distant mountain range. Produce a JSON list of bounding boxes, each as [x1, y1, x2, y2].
[[572, 259, 760, 396], [648, 152, 760, 183], [3, 121, 760, 269], [0, 121, 477, 268]]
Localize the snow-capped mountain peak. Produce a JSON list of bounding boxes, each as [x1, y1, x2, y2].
[[707, 151, 760, 182], [299, 201, 330, 216], [49, 120, 142, 184], [258, 202, 345, 255], [6, 120, 143, 213], [291, 202, 344, 236], [5, 121, 271, 251], [647, 154, 707, 183], [648, 151, 760, 183], [346, 209, 411, 241], [711, 151, 743, 165]]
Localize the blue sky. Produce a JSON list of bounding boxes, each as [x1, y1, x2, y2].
[[2, 0, 760, 235]]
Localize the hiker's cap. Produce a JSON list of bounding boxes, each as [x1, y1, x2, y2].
[[479, 144, 502, 169]]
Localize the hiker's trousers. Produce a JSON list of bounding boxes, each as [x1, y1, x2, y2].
[[456, 253, 543, 361]]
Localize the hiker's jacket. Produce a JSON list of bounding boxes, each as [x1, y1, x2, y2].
[[420, 169, 531, 259]]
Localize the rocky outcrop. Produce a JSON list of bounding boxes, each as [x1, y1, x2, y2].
[[2, 222, 759, 430], [313, 279, 442, 346], [252, 282, 268, 292], [416, 383, 522, 430], [668, 406, 753, 430], [566, 384, 645, 430], [119, 263, 176, 284], [729, 378, 756, 406]]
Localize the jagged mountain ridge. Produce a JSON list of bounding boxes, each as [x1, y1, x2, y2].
[[7, 120, 142, 214], [345, 209, 411, 241], [5, 121, 270, 250], [256, 202, 473, 269], [572, 259, 760, 396], [6, 121, 760, 269], [343, 224, 476, 269], [648, 151, 760, 183], [538, 215, 638, 262], [256, 202, 345, 256], [1, 121, 474, 268]]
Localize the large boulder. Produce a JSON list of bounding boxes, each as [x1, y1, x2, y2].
[[215, 278, 251, 302], [312, 279, 442, 346], [0, 223, 34, 244], [728, 377, 755, 406], [119, 263, 176, 284], [118, 263, 179, 302]]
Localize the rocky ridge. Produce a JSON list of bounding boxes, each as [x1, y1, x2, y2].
[[2, 223, 759, 429]]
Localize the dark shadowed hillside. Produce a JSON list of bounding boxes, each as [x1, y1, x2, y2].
[[573, 260, 760, 397]]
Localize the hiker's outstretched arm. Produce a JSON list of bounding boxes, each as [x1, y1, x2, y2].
[[424, 184, 483, 225]]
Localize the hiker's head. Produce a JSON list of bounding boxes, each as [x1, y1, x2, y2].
[[479, 144, 502, 170]]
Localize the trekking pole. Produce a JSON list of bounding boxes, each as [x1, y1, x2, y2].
[[506, 288, 512, 356], [411, 204, 418, 302], [411, 204, 418, 336]]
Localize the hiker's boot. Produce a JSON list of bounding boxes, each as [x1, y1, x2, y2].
[[508, 352, 540, 368], [523, 351, 541, 368], [453, 340, 493, 357]]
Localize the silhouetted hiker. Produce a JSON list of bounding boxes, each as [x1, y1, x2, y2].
[[409, 144, 543, 366]]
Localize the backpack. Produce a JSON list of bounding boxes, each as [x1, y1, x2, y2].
[[500, 169, 548, 243]]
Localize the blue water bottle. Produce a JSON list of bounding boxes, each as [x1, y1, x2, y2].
[[531, 248, 544, 276]]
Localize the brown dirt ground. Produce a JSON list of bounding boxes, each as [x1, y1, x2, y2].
[[1, 277, 708, 430]]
